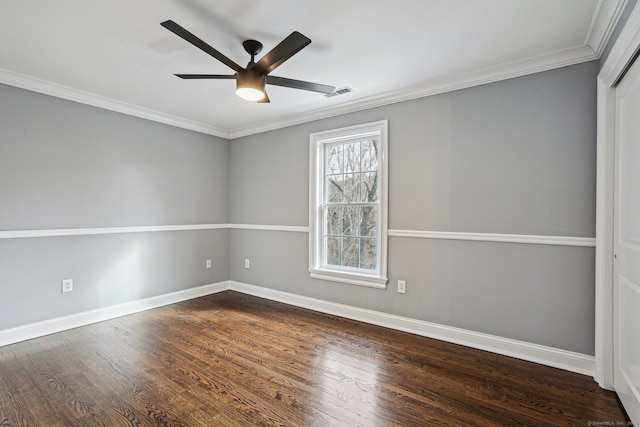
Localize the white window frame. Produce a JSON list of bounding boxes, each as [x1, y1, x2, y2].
[[309, 120, 388, 289]]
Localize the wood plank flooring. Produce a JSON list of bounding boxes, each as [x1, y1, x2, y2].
[[0, 291, 630, 426]]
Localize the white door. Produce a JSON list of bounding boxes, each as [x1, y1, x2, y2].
[[614, 53, 640, 424]]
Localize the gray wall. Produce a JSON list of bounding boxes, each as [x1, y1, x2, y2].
[[0, 84, 230, 329], [1, 60, 599, 356], [230, 61, 598, 355]]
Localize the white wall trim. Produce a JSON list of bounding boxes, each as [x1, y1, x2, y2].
[[595, 76, 617, 390], [388, 229, 596, 247], [0, 281, 230, 347], [227, 223, 309, 233], [599, 2, 640, 84], [0, 224, 596, 249], [595, 1, 640, 390], [229, 281, 595, 376], [229, 45, 600, 139], [1, 46, 597, 141], [0, 224, 229, 240], [308, 269, 388, 289], [585, 0, 629, 56], [0, 68, 230, 139], [0, 278, 594, 376]]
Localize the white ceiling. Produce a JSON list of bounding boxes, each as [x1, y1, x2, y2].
[[0, 0, 627, 139]]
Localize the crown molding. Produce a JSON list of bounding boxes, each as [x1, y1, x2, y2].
[[599, 1, 640, 85], [0, 68, 230, 139], [0, 45, 604, 143], [228, 44, 598, 139], [585, 0, 629, 56]]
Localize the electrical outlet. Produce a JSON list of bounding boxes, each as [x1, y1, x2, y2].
[[205, 259, 212, 269], [397, 280, 406, 294], [244, 259, 250, 269], [62, 279, 73, 293]]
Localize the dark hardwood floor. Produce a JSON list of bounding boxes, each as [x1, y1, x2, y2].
[[0, 291, 629, 426]]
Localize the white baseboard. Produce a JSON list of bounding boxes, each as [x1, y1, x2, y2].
[[0, 281, 230, 347], [0, 279, 595, 377], [229, 281, 595, 376]]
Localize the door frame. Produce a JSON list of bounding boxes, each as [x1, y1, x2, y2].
[[595, 2, 640, 390]]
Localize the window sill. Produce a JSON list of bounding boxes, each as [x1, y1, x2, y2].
[[308, 269, 388, 289]]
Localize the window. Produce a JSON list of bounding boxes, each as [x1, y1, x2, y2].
[[309, 120, 388, 288]]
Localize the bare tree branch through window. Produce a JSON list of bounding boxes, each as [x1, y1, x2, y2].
[[324, 139, 379, 270]]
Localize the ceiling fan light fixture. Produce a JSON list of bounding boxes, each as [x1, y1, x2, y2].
[[236, 86, 265, 101], [236, 69, 266, 101]]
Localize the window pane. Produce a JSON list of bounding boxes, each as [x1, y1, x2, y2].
[[360, 139, 379, 172], [342, 206, 360, 236], [343, 173, 359, 202], [360, 206, 377, 237], [326, 144, 343, 174], [326, 206, 342, 235], [325, 236, 341, 266], [359, 172, 378, 202], [344, 142, 361, 174], [360, 238, 377, 270], [343, 238, 359, 268], [326, 174, 344, 202]]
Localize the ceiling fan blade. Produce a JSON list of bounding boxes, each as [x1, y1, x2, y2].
[[161, 20, 242, 72], [266, 75, 335, 94], [175, 74, 236, 79], [252, 31, 311, 75]]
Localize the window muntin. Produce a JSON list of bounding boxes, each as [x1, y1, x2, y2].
[[309, 120, 388, 288]]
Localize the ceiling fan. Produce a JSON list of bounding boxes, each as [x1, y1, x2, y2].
[[161, 20, 336, 103]]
